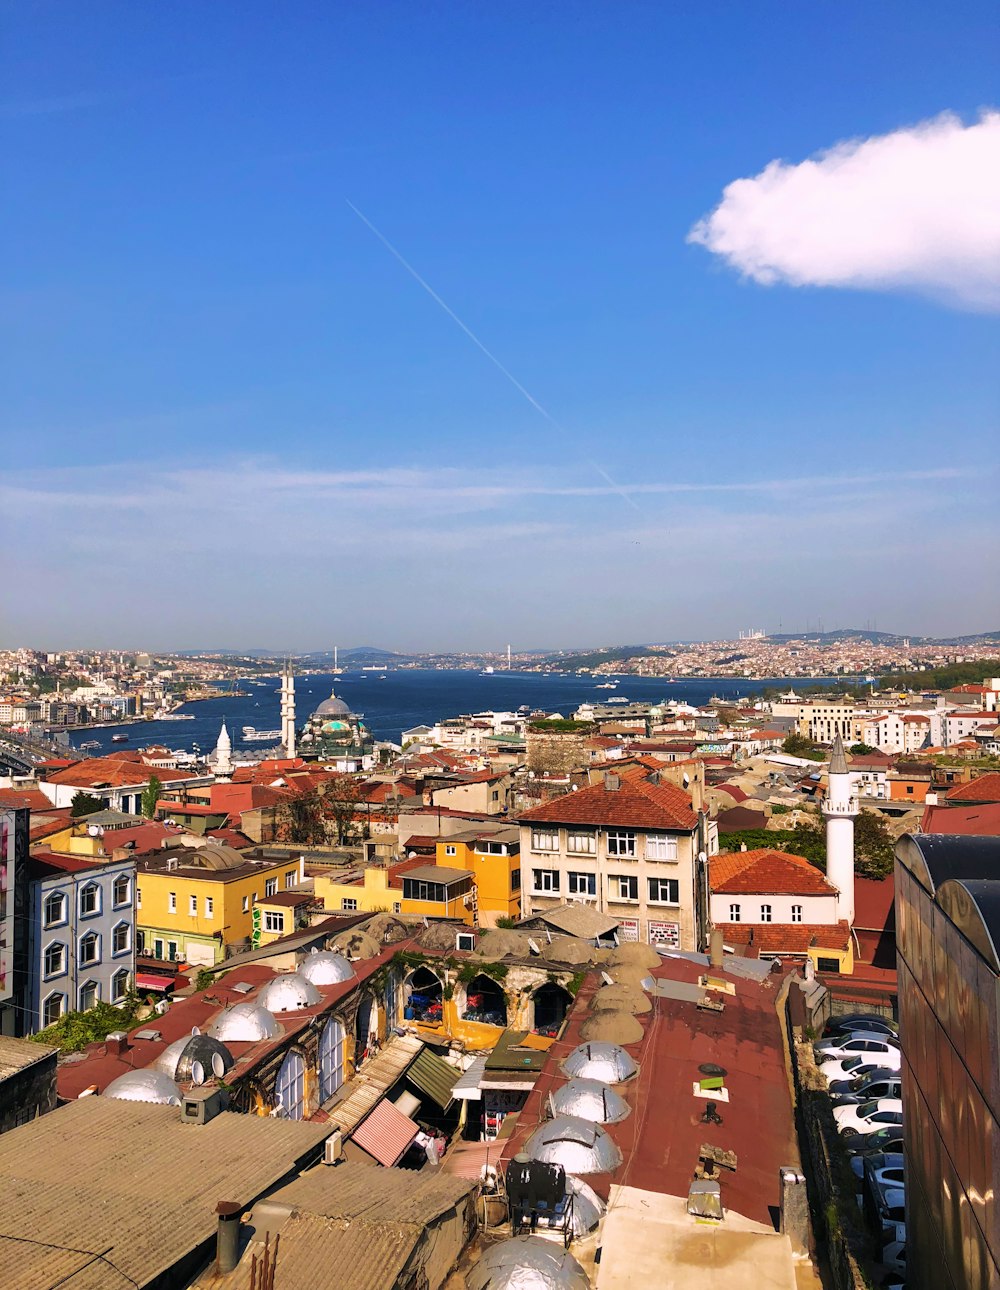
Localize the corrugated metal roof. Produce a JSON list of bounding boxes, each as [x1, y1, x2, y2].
[[406, 1047, 458, 1109], [270, 1161, 475, 1225], [327, 1033, 423, 1131], [0, 1098, 329, 1289], [452, 1053, 488, 1101], [349, 1099, 420, 1167], [250, 1212, 416, 1290]]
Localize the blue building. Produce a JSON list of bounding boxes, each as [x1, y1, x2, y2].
[[26, 852, 137, 1032]]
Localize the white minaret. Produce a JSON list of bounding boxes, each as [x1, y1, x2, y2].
[[280, 663, 296, 759], [213, 719, 233, 778], [822, 733, 858, 924]]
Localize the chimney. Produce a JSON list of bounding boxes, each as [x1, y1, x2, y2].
[[215, 1201, 242, 1273], [778, 1167, 809, 1255], [106, 1031, 129, 1057], [604, 772, 620, 792], [709, 928, 724, 969]]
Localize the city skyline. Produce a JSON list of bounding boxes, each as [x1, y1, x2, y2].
[[3, 3, 998, 649]]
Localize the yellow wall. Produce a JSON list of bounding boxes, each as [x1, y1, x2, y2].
[[316, 867, 403, 915], [400, 893, 474, 925], [807, 939, 855, 976], [434, 839, 521, 924]]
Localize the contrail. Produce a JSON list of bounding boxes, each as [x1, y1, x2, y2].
[[346, 200, 642, 512]]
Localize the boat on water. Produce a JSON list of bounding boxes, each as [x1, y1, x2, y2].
[[111, 734, 129, 743], [607, 696, 630, 704], [154, 712, 195, 721], [361, 665, 383, 672], [595, 682, 617, 690], [481, 666, 495, 675], [242, 726, 281, 742], [79, 740, 100, 751]]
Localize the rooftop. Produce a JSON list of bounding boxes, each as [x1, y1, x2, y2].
[[401, 864, 472, 885], [710, 849, 837, 896], [0, 1035, 58, 1081], [519, 774, 698, 831]]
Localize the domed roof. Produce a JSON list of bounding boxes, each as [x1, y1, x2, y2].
[[524, 1114, 622, 1175], [209, 1002, 280, 1042], [314, 689, 351, 718], [466, 1236, 589, 1290], [548, 1077, 631, 1124], [562, 1041, 638, 1084], [299, 948, 356, 986], [153, 1029, 235, 1083], [103, 1069, 182, 1105], [257, 972, 321, 1013]]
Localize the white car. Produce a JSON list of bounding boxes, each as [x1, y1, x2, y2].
[[850, 1150, 904, 1188], [814, 1033, 900, 1062], [819, 1049, 901, 1084], [835, 1098, 903, 1136], [880, 1236, 906, 1276]]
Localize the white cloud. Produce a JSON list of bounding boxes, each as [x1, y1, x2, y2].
[[688, 111, 1000, 311]]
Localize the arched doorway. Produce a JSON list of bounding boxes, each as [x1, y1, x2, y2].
[[319, 1017, 345, 1102], [354, 994, 378, 1063], [275, 1050, 306, 1120], [462, 974, 507, 1027], [531, 982, 573, 1036], [403, 966, 443, 1024]]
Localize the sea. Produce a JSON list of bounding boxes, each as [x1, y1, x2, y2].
[[62, 670, 846, 757]]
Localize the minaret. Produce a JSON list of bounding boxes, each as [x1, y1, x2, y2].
[[213, 719, 233, 778], [280, 663, 296, 759], [822, 733, 858, 924]]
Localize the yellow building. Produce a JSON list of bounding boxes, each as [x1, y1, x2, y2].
[[314, 864, 404, 916], [399, 865, 476, 925], [135, 846, 303, 966], [434, 827, 521, 926], [252, 889, 317, 947]]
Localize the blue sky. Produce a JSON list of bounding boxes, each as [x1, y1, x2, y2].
[[2, 1, 998, 650]]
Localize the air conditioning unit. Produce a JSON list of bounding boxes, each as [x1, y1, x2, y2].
[[180, 1088, 227, 1125], [323, 1129, 344, 1165], [456, 932, 476, 952]]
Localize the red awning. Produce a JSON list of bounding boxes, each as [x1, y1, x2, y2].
[[135, 973, 173, 992], [349, 1099, 420, 1167]]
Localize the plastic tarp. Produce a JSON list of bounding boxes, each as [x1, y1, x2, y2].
[[466, 1235, 590, 1290], [524, 1114, 622, 1175], [561, 1042, 637, 1084], [549, 1077, 630, 1124]]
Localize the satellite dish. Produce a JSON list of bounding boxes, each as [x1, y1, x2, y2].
[[527, 938, 541, 955], [87, 825, 101, 837]]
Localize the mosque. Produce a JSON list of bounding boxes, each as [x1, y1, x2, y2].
[[298, 682, 374, 769]]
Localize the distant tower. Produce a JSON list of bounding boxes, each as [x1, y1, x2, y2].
[[823, 733, 858, 924], [280, 664, 296, 759], [213, 719, 233, 779]]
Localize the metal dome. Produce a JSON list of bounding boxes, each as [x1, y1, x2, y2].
[[257, 972, 321, 1013], [524, 1114, 622, 1175], [103, 1069, 182, 1106], [549, 1077, 631, 1124], [154, 1029, 235, 1083], [299, 948, 356, 986], [466, 1236, 589, 1290], [562, 1041, 638, 1084], [314, 691, 351, 718], [209, 1002, 281, 1042], [563, 1175, 606, 1236]]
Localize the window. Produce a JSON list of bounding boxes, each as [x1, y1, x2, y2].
[[43, 993, 65, 1027], [475, 841, 506, 855], [113, 874, 130, 906], [906, 785, 914, 795], [205, 897, 214, 918], [265, 877, 278, 897], [606, 830, 636, 857], [319, 1018, 346, 1102], [168, 892, 177, 913], [445, 845, 457, 856], [264, 911, 285, 933], [285, 869, 296, 889], [275, 1050, 306, 1120], [43, 892, 67, 928], [533, 869, 560, 894], [136, 887, 142, 910], [111, 969, 130, 1002], [729, 903, 741, 922], [79, 932, 99, 965], [760, 904, 772, 923], [392, 902, 402, 914], [154, 938, 164, 959], [791, 904, 803, 923], [817, 956, 840, 974], [44, 943, 66, 978], [531, 829, 559, 852], [566, 831, 596, 855], [242, 895, 250, 913], [189, 895, 197, 916], [648, 877, 679, 904], [79, 980, 99, 1011], [112, 923, 130, 955], [511, 868, 521, 891], [645, 834, 678, 861], [136, 929, 145, 953], [80, 883, 100, 917], [611, 874, 639, 901], [341, 898, 358, 911], [567, 872, 596, 897], [167, 941, 179, 961]]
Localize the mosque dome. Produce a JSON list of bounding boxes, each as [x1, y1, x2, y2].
[[321, 719, 350, 734], [257, 972, 321, 1013], [153, 1029, 236, 1084], [299, 948, 356, 986], [314, 691, 352, 718], [209, 1002, 281, 1042], [103, 1069, 182, 1105]]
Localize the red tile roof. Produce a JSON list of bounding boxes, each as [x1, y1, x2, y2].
[[28, 851, 98, 875], [944, 773, 1000, 803], [519, 775, 697, 831], [0, 787, 55, 811], [710, 848, 836, 896], [853, 876, 895, 931], [722, 920, 852, 954], [44, 758, 192, 788]]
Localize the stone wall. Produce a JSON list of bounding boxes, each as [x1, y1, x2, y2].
[[0, 1042, 57, 1134]]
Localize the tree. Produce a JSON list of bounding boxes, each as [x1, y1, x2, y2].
[[781, 733, 825, 761], [70, 791, 105, 818], [141, 775, 162, 819], [854, 810, 896, 880], [850, 743, 875, 755]]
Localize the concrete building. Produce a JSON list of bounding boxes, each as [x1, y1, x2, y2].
[[0, 1035, 57, 1132], [895, 832, 1000, 1290]]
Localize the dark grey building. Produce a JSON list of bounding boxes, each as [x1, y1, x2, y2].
[[895, 833, 1000, 1290]]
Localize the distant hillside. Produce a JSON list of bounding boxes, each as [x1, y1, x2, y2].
[[765, 628, 1000, 647]]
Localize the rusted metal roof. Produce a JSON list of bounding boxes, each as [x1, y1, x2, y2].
[[349, 1099, 420, 1167]]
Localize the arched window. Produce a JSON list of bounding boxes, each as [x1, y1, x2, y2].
[[79, 980, 99, 1012], [79, 883, 100, 917], [531, 982, 574, 1037], [403, 966, 443, 1023], [384, 971, 399, 1033], [44, 942, 66, 979], [111, 969, 130, 1003], [79, 932, 100, 966], [355, 995, 377, 1063], [275, 1050, 306, 1120], [112, 922, 130, 956], [43, 892, 67, 927], [113, 874, 131, 906], [462, 975, 507, 1027], [318, 1018, 345, 1102], [43, 993, 65, 1028]]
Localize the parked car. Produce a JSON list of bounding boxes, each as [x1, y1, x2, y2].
[[820, 1048, 902, 1084], [815, 1033, 900, 1061], [835, 1098, 904, 1136], [851, 1151, 904, 1188], [829, 1070, 902, 1104], [879, 1234, 906, 1276], [863, 1165, 906, 1232], [824, 1013, 898, 1039], [841, 1124, 905, 1156]]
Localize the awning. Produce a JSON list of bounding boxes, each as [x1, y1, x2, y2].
[[349, 1099, 420, 1167], [406, 1048, 458, 1110], [451, 1054, 488, 1102], [135, 973, 174, 992]]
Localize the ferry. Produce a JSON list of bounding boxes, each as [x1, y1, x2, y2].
[[243, 726, 281, 742], [111, 734, 129, 743], [607, 696, 630, 704], [595, 682, 617, 690]]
